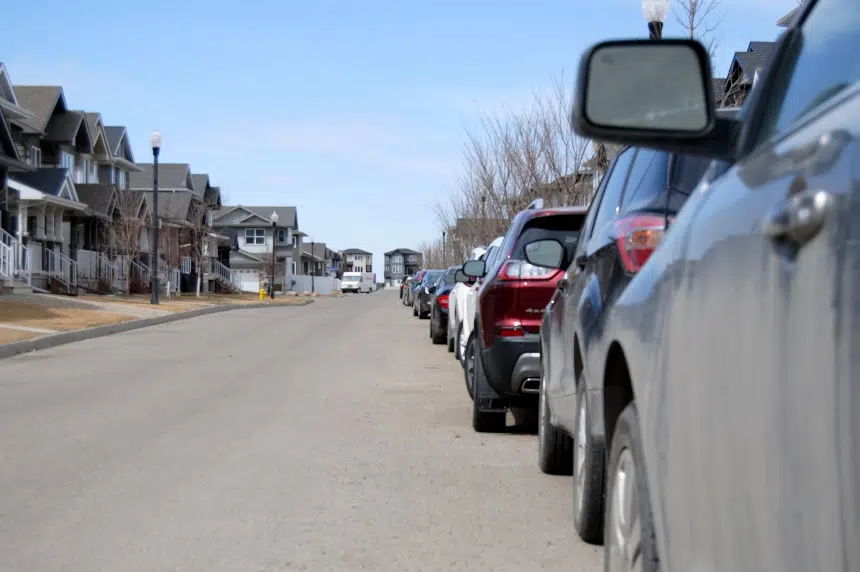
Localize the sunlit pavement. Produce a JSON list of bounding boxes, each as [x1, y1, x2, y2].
[[0, 290, 602, 572]]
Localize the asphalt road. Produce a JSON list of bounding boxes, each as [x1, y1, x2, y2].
[[0, 290, 602, 572]]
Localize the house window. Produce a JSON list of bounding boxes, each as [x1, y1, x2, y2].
[[366, 264, 372, 272], [117, 170, 127, 189], [59, 151, 74, 171], [30, 147, 41, 167], [89, 161, 98, 183], [292, 235, 299, 247], [245, 228, 265, 245], [75, 159, 88, 184], [291, 261, 297, 274], [276, 229, 288, 244], [394, 255, 403, 263]]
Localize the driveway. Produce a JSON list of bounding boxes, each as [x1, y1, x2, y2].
[[0, 290, 602, 572]]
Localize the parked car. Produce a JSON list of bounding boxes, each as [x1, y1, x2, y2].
[[403, 271, 424, 307], [461, 201, 587, 432], [413, 269, 444, 318], [429, 266, 460, 344], [564, 3, 855, 569], [452, 238, 503, 368], [399, 277, 410, 300], [536, 124, 737, 541], [446, 246, 488, 355]]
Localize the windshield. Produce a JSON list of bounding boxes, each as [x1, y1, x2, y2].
[[423, 271, 443, 284], [343, 276, 360, 282], [442, 270, 458, 285]]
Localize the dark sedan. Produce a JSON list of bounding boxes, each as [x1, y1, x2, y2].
[[429, 266, 459, 344], [412, 269, 443, 318]]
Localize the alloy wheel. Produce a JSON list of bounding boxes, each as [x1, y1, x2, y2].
[[607, 448, 642, 572]]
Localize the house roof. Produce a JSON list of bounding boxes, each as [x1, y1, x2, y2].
[[142, 190, 194, 223], [211, 205, 298, 228], [75, 184, 116, 218], [777, 4, 801, 26], [342, 248, 372, 255], [204, 185, 221, 208], [104, 126, 126, 156], [729, 41, 776, 85], [0, 104, 28, 169], [191, 173, 210, 196], [45, 110, 92, 152], [385, 248, 422, 256], [130, 163, 192, 191], [13, 86, 64, 134], [11, 168, 73, 197], [302, 242, 329, 258]]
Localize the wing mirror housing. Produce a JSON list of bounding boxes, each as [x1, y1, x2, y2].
[[524, 239, 565, 269], [571, 39, 739, 162], [462, 259, 486, 278]]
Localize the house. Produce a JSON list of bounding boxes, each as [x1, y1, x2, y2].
[[584, 141, 623, 187], [210, 205, 299, 293], [384, 248, 423, 285], [5, 83, 97, 293], [719, 41, 776, 107], [341, 248, 372, 273], [301, 242, 337, 276]]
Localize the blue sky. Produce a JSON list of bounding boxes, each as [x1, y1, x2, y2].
[[3, 0, 790, 271]]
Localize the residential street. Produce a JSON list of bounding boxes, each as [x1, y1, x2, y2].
[[0, 290, 601, 572]]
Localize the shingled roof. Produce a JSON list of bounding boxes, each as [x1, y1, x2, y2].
[[142, 190, 194, 225], [13, 85, 65, 134], [211, 205, 298, 228], [130, 163, 193, 191]]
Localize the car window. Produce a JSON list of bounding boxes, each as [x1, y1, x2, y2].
[[590, 147, 635, 236], [671, 154, 714, 195], [512, 214, 585, 269], [578, 169, 609, 245], [620, 149, 669, 213], [759, 0, 860, 141]]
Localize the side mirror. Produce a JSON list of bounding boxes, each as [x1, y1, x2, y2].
[[462, 259, 486, 278], [524, 239, 565, 269], [571, 39, 734, 160], [454, 270, 471, 283]]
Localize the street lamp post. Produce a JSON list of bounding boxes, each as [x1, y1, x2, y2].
[[642, 0, 670, 39], [308, 237, 315, 294], [149, 131, 162, 305], [270, 211, 279, 299], [442, 230, 446, 267]]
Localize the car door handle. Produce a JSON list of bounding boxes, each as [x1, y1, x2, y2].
[[762, 189, 833, 245], [575, 255, 587, 269]]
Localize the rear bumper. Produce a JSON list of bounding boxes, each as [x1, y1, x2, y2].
[[481, 334, 541, 396]]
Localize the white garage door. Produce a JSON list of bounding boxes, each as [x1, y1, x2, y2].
[[236, 269, 260, 293]]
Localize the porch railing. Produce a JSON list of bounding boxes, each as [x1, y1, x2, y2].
[[45, 248, 77, 291], [131, 258, 150, 288], [100, 254, 119, 291], [0, 239, 11, 281], [0, 228, 31, 285], [207, 258, 239, 291]]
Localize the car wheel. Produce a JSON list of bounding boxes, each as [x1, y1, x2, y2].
[[538, 351, 573, 475], [447, 322, 455, 353], [429, 314, 435, 338], [471, 335, 506, 433], [457, 324, 466, 364], [413, 301, 418, 317], [573, 375, 605, 544], [463, 331, 475, 398], [431, 314, 446, 345], [605, 403, 659, 572]]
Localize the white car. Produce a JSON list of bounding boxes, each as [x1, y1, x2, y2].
[[448, 236, 504, 367], [446, 246, 486, 354]]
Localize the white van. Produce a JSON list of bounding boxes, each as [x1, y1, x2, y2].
[[341, 272, 371, 294]]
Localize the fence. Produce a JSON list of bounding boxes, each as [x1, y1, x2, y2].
[[288, 275, 341, 295]]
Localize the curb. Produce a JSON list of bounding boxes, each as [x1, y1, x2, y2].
[[0, 298, 315, 361]]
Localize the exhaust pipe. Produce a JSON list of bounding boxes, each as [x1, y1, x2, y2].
[[521, 378, 540, 394]]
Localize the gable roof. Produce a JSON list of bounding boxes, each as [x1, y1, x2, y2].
[[302, 242, 329, 259], [191, 173, 210, 196], [10, 167, 80, 201], [45, 110, 93, 154], [0, 104, 30, 169], [75, 184, 117, 219], [343, 248, 372, 255], [104, 126, 126, 156], [142, 190, 194, 223], [211, 205, 298, 228], [204, 185, 221, 208], [13, 86, 65, 134], [130, 163, 192, 191], [385, 248, 422, 256], [728, 41, 776, 86], [0, 63, 33, 123]]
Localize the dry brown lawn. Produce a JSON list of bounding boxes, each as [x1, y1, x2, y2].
[[0, 328, 42, 345], [0, 302, 136, 332]]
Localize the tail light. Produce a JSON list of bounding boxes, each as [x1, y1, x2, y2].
[[498, 260, 558, 281], [614, 214, 669, 273], [438, 293, 449, 309], [498, 325, 525, 337]]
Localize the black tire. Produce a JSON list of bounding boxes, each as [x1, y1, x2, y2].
[[446, 321, 455, 352], [572, 375, 605, 544], [471, 334, 506, 433], [604, 404, 659, 572], [454, 323, 463, 361], [538, 350, 573, 475], [413, 302, 418, 317], [431, 314, 446, 345], [463, 331, 475, 399]]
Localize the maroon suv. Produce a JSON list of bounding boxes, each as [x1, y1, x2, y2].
[[462, 201, 587, 432]]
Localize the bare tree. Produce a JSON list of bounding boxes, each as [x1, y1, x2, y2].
[[258, 252, 285, 293], [430, 73, 592, 263], [110, 189, 147, 294], [674, 0, 724, 65], [184, 201, 212, 297]]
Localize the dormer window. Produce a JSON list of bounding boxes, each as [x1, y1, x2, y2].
[[59, 151, 74, 171], [30, 147, 41, 167]]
